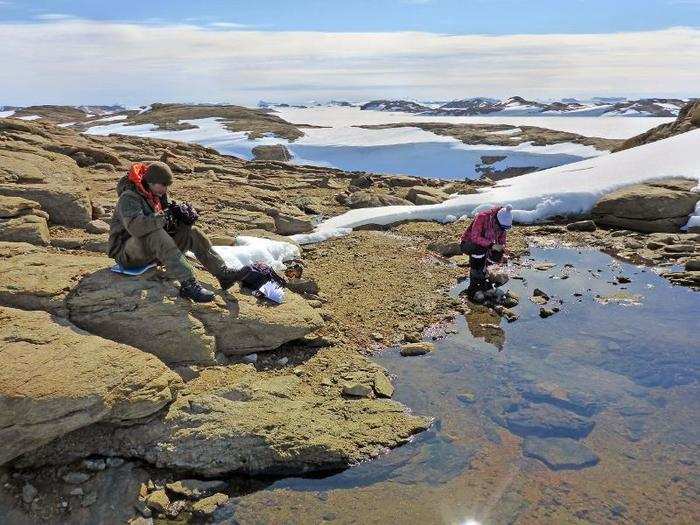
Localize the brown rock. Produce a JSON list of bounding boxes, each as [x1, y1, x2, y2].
[[191, 493, 229, 517], [405, 186, 450, 205], [0, 306, 181, 466], [86, 219, 110, 234], [591, 179, 700, 233], [252, 145, 292, 162], [145, 490, 170, 513], [400, 342, 435, 356], [0, 195, 41, 218], [0, 215, 50, 245]]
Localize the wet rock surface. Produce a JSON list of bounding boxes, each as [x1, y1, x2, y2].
[[522, 437, 599, 471]]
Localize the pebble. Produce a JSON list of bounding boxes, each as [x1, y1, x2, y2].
[[373, 372, 394, 398], [146, 489, 170, 513], [400, 342, 435, 356], [276, 357, 289, 366], [62, 472, 90, 484], [539, 307, 556, 318], [82, 459, 106, 471], [21, 483, 37, 504], [106, 457, 124, 468], [242, 353, 258, 364], [192, 493, 229, 517], [616, 276, 631, 284], [342, 383, 373, 398]]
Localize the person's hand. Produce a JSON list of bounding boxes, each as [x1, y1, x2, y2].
[[162, 208, 177, 232], [170, 201, 199, 225]]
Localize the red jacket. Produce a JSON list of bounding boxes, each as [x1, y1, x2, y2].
[[460, 206, 507, 248]]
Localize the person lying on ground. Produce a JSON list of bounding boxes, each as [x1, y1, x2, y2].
[[459, 204, 513, 302], [107, 162, 239, 303]]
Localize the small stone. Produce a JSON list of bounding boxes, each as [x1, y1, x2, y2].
[[400, 342, 435, 356], [566, 220, 597, 232], [62, 472, 90, 484], [403, 332, 421, 343], [146, 489, 170, 513], [539, 308, 556, 318], [502, 292, 519, 308], [320, 377, 333, 387], [371, 332, 384, 342], [82, 459, 106, 471], [81, 492, 98, 507], [502, 309, 519, 323], [342, 383, 373, 398], [616, 276, 631, 284], [457, 390, 477, 404], [134, 500, 152, 518], [21, 483, 37, 504], [192, 493, 229, 517], [166, 479, 228, 500], [242, 353, 258, 364], [373, 372, 394, 398], [69, 488, 84, 497], [534, 262, 556, 271], [686, 258, 700, 271], [166, 500, 188, 518], [86, 219, 110, 234], [276, 357, 289, 365]]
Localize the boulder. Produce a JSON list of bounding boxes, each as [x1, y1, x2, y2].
[[66, 269, 324, 365], [0, 195, 42, 218], [0, 215, 50, 245], [522, 437, 599, 471], [405, 186, 450, 205], [17, 391, 430, 477], [0, 244, 106, 316], [566, 220, 597, 232], [347, 191, 414, 209], [273, 211, 314, 235], [495, 402, 594, 439], [86, 219, 110, 234], [0, 148, 92, 227], [591, 179, 700, 233], [251, 145, 292, 162], [0, 306, 181, 466]]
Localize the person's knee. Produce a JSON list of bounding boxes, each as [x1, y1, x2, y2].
[[144, 228, 180, 254]]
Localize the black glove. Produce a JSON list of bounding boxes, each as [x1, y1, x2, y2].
[[169, 201, 199, 226], [162, 208, 177, 233]]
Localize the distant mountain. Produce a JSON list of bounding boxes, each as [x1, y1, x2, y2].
[[359, 100, 431, 113], [360, 96, 691, 117]]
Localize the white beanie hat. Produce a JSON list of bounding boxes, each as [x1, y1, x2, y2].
[[496, 204, 513, 228]]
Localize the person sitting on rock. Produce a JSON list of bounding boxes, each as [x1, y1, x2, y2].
[[459, 204, 513, 302], [108, 162, 238, 303]]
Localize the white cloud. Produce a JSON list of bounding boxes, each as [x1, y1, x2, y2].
[[0, 18, 697, 105]]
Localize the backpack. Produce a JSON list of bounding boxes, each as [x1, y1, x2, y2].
[[237, 261, 286, 291]]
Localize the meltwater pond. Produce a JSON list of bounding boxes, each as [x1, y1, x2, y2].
[[229, 247, 699, 524]]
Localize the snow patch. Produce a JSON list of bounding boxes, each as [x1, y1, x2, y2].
[[212, 236, 301, 271], [17, 115, 41, 121], [0, 110, 15, 118], [303, 130, 700, 237]]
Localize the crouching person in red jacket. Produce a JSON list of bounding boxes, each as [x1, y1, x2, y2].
[[460, 204, 513, 301]]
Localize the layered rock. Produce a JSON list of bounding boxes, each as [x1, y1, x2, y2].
[[0, 124, 93, 227], [0, 306, 181, 466], [66, 269, 324, 365], [0, 245, 324, 364], [251, 144, 292, 162], [16, 364, 430, 477], [405, 186, 450, 205], [591, 179, 700, 233], [0, 215, 50, 245]]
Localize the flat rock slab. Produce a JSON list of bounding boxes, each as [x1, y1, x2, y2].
[[522, 437, 599, 470], [66, 269, 325, 365], [496, 402, 594, 439], [0, 306, 181, 466], [17, 392, 431, 477]]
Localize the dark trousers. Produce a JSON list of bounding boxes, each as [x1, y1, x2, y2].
[[460, 240, 491, 298], [115, 223, 227, 282]]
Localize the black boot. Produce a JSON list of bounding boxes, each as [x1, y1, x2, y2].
[[180, 278, 215, 303], [216, 267, 241, 291]]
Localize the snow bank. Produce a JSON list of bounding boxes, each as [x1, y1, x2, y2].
[[17, 115, 41, 121], [303, 130, 700, 237], [0, 110, 15, 118], [212, 236, 301, 271]]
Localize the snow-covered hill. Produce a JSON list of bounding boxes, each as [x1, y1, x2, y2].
[[361, 96, 692, 118], [292, 129, 700, 243]]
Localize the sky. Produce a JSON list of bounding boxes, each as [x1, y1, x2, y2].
[[1, 0, 699, 106]]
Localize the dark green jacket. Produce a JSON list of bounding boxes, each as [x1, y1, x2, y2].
[[108, 175, 166, 258]]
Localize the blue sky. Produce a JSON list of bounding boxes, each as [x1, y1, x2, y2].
[[3, 0, 700, 34], [0, 1, 698, 105]]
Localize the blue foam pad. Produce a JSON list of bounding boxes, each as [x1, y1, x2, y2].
[[110, 263, 157, 276]]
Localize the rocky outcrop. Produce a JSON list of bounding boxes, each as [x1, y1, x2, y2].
[[0, 215, 50, 245], [0, 246, 324, 363], [66, 269, 324, 365], [17, 364, 430, 477], [0, 306, 181, 466], [405, 186, 450, 205], [615, 100, 700, 151], [0, 123, 93, 227], [591, 179, 700, 232], [0, 243, 106, 316], [343, 190, 414, 209], [251, 145, 292, 162]]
